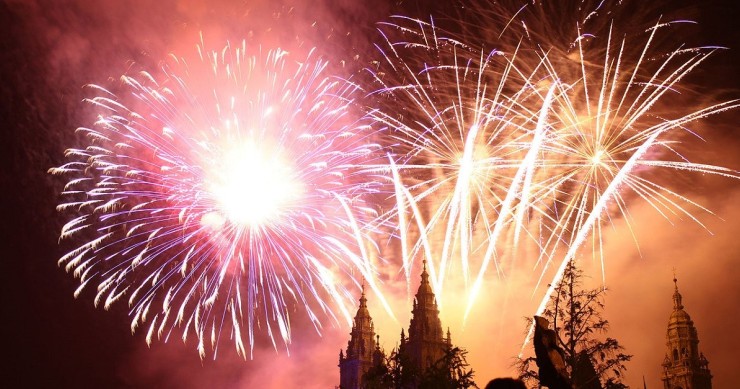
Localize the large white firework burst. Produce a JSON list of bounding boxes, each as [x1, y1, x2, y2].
[[50, 41, 391, 358]]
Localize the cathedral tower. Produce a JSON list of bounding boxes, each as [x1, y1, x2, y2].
[[339, 288, 382, 389], [402, 260, 450, 372], [661, 277, 712, 389]]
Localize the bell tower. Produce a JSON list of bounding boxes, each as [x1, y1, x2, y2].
[[404, 260, 449, 372], [661, 277, 712, 389], [339, 287, 380, 389]]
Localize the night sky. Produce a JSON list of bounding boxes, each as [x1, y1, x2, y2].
[[2, 0, 739, 388]]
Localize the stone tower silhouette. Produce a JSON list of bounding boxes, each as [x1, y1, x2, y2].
[[337, 261, 459, 388], [339, 287, 382, 389], [661, 277, 712, 389], [401, 260, 451, 372]]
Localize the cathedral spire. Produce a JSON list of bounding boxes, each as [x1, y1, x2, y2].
[[339, 286, 379, 389], [404, 260, 446, 372], [339, 262, 462, 388]]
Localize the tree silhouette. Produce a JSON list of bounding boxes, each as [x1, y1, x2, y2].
[[363, 346, 477, 388], [363, 348, 416, 389], [518, 261, 631, 388], [419, 347, 478, 389]]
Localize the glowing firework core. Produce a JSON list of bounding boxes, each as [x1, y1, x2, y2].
[[590, 149, 605, 166], [207, 142, 302, 227]]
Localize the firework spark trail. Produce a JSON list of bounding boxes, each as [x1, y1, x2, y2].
[[520, 96, 740, 356], [519, 16, 740, 318], [367, 1, 739, 335], [50, 41, 390, 358], [49, 0, 740, 363], [365, 16, 560, 303], [365, 16, 593, 300], [464, 82, 558, 322]]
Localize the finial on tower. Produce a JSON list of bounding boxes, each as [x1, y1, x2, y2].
[[359, 281, 367, 308], [420, 259, 429, 281], [672, 272, 683, 310]]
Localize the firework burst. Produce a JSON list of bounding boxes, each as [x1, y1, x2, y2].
[[364, 14, 579, 308], [50, 40, 392, 358], [365, 1, 739, 328]]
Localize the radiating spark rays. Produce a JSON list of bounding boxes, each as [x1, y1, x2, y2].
[[367, 2, 739, 342], [51, 1, 740, 363], [366, 16, 554, 303], [465, 83, 559, 322], [51, 42, 386, 358], [522, 123, 674, 355]]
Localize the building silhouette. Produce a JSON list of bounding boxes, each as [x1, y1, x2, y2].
[[338, 261, 455, 388], [399, 260, 451, 373], [661, 277, 712, 389], [339, 287, 385, 389]]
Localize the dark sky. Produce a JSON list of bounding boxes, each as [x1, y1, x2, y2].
[[2, 0, 739, 388]]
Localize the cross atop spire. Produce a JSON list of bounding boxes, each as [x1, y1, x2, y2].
[[672, 275, 683, 310]]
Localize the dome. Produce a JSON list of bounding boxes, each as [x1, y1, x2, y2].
[[669, 308, 691, 325], [416, 260, 434, 295]]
